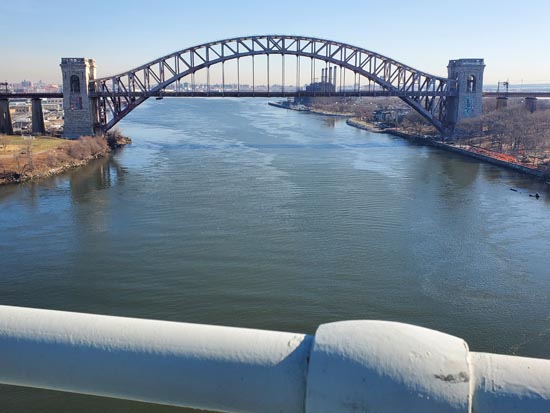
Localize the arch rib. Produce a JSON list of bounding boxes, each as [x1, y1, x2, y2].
[[90, 35, 454, 132]]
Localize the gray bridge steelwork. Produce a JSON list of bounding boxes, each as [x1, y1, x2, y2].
[[2, 35, 491, 137], [88, 35, 457, 134], [2, 91, 547, 100]]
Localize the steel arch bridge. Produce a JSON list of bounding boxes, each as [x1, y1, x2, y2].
[[88, 35, 459, 133]]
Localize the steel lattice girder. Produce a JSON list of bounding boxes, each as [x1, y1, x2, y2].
[[90, 35, 455, 132]]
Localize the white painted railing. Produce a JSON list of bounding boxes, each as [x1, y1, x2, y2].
[[1, 305, 549, 413]]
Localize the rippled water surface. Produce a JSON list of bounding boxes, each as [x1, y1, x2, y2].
[[1, 99, 550, 412]]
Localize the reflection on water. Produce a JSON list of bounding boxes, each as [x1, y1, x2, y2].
[[322, 117, 337, 128], [1, 98, 550, 413], [69, 155, 127, 201]]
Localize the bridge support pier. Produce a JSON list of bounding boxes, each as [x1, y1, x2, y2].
[[525, 96, 537, 113], [31, 98, 46, 135], [496, 96, 508, 110], [445, 59, 485, 133], [60, 58, 97, 139], [0, 98, 14, 135]]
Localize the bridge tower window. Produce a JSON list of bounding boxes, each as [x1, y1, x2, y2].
[[467, 75, 476, 93], [70, 75, 80, 94]]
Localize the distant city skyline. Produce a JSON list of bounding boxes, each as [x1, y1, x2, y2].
[[1, 0, 550, 85]]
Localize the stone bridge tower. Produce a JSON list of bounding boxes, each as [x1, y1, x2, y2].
[[60, 58, 97, 138], [446, 59, 485, 128]]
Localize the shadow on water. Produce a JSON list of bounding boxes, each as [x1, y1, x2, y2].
[[438, 154, 480, 188], [0, 384, 199, 413]]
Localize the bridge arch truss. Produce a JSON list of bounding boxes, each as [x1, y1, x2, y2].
[[91, 35, 456, 132]]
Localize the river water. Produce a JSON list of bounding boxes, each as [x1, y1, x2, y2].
[[1, 98, 550, 412]]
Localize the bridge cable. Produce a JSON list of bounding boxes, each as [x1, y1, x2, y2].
[[343, 66, 346, 96], [311, 58, 315, 93], [339, 65, 342, 94], [325, 61, 328, 93], [282, 54, 285, 94], [295, 55, 300, 92]]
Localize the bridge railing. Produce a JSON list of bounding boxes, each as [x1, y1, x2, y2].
[[1, 305, 549, 413]]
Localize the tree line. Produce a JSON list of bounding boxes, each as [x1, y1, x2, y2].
[[455, 99, 550, 167]]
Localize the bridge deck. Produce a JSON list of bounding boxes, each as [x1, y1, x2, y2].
[[91, 90, 452, 98], [482, 92, 550, 98], [2, 91, 549, 100], [0, 93, 63, 99], [1, 90, 450, 100]]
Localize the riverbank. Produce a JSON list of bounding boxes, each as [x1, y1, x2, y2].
[[268, 101, 354, 117], [268, 101, 310, 111], [346, 118, 550, 181], [0, 133, 131, 185], [309, 108, 354, 117]]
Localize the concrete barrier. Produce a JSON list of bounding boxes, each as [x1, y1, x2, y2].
[[0, 305, 549, 413]]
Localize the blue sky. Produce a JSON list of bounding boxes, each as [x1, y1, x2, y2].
[[1, 0, 549, 85]]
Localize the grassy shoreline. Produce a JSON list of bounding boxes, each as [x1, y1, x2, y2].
[[0, 133, 130, 185]]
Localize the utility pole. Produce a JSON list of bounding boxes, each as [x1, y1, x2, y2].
[[496, 80, 509, 95]]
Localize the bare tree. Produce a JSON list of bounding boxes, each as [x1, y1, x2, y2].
[[0, 136, 9, 152], [454, 98, 550, 168], [25, 140, 34, 172]]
